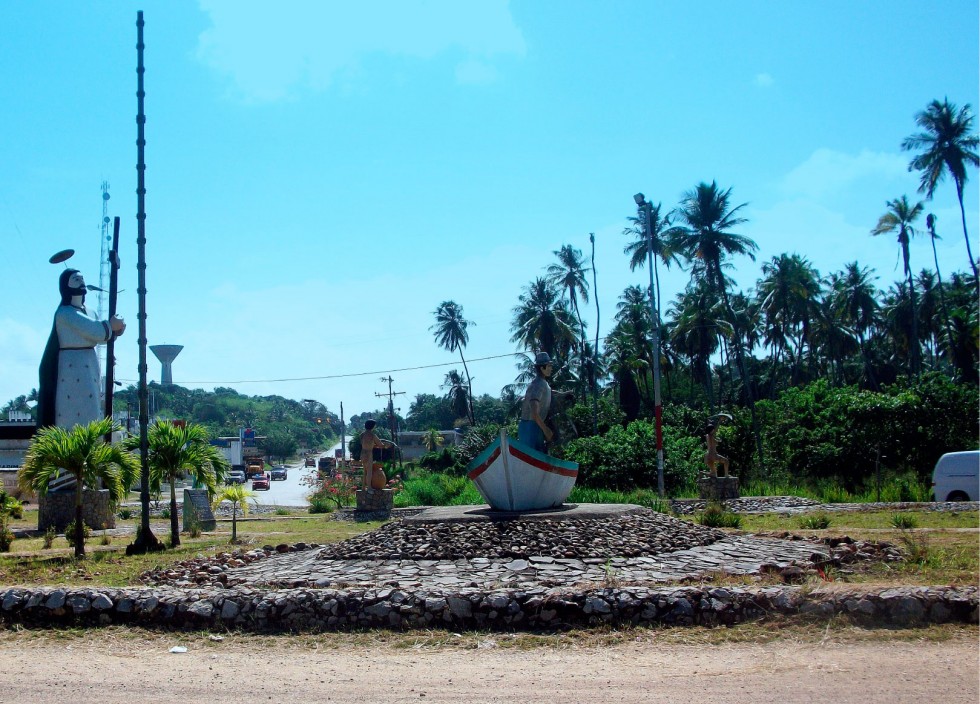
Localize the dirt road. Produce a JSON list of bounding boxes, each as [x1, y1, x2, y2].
[[1, 631, 977, 703]]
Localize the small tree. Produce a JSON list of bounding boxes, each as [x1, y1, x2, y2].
[[124, 420, 230, 548], [20, 418, 138, 558], [421, 428, 444, 452], [213, 484, 256, 543]]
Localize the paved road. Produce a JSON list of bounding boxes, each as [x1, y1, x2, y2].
[[249, 440, 346, 507]]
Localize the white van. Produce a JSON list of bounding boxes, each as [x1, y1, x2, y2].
[[932, 451, 980, 501]]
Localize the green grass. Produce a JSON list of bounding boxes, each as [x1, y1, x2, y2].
[[0, 512, 384, 587], [798, 513, 832, 530], [736, 475, 934, 504], [567, 486, 671, 513]]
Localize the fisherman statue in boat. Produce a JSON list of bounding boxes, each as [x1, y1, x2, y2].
[[466, 352, 580, 511]]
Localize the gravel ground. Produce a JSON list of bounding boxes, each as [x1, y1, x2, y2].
[[315, 508, 728, 560]]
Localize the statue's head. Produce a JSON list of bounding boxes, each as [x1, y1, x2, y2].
[[59, 269, 86, 304], [364, 419, 377, 431], [534, 352, 553, 377]]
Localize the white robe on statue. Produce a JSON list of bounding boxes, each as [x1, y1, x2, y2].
[[54, 304, 112, 429]]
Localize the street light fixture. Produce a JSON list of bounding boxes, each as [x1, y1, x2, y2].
[[634, 193, 665, 497]]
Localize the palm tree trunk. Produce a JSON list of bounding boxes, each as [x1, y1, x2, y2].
[[930, 234, 956, 366], [903, 245, 921, 375], [169, 479, 180, 547], [714, 266, 765, 475], [956, 179, 979, 279], [74, 477, 85, 558], [231, 505, 238, 542], [458, 350, 475, 425], [571, 294, 588, 404]]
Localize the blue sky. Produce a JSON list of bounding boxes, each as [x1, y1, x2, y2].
[[1, 0, 977, 421]]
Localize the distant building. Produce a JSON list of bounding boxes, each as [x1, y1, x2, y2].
[[0, 411, 37, 501], [397, 430, 462, 461]]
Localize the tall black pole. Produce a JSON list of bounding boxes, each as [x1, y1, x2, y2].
[[128, 10, 162, 554], [103, 216, 121, 443]]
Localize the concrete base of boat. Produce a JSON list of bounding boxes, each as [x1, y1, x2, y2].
[[403, 502, 647, 524]]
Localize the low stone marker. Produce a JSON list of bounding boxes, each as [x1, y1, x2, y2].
[[38, 489, 115, 532], [355, 488, 394, 521], [182, 488, 216, 532], [698, 475, 740, 501]]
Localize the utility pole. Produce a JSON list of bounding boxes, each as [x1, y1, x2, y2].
[[634, 194, 665, 498], [339, 401, 345, 465], [376, 376, 405, 465]]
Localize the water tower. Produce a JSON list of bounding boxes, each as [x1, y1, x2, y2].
[[150, 345, 183, 385]]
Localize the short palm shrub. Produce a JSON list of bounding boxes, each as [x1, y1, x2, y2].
[[118, 507, 134, 520], [798, 513, 832, 529], [42, 527, 56, 549], [891, 513, 919, 529], [64, 520, 91, 549], [696, 502, 742, 529]]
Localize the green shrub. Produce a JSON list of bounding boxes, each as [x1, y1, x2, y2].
[[891, 513, 918, 529], [563, 420, 701, 492], [695, 502, 742, 528], [393, 471, 481, 507], [161, 507, 171, 519], [798, 513, 832, 529], [64, 520, 91, 549], [274, 507, 290, 516], [418, 447, 458, 472], [308, 496, 334, 514], [42, 527, 56, 549], [117, 507, 134, 520]]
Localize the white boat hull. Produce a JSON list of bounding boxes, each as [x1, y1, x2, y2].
[[466, 430, 578, 511]]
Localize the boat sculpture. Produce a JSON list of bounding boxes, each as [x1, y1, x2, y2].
[[466, 430, 579, 511]]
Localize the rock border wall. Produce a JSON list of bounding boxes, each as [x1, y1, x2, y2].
[[1, 584, 975, 633]]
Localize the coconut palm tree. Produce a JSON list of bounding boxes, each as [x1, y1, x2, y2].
[[756, 253, 822, 387], [872, 196, 924, 373], [510, 277, 578, 360], [547, 244, 591, 400], [902, 99, 979, 278], [19, 417, 138, 558], [430, 301, 476, 424], [213, 483, 256, 543], [829, 262, 881, 388], [442, 369, 471, 424], [124, 420, 229, 547], [666, 281, 726, 409], [421, 428, 444, 452], [672, 181, 763, 468], [622, 203, 682, 320]]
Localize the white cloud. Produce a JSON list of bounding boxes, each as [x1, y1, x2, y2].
[[754, 72, 773, 88], [780, 148, 909, 201], [196, 0, 526, 101]]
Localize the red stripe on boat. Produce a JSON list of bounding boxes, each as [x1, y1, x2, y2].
[[509, 446, 578, 477], [467, 446, 501, 480]]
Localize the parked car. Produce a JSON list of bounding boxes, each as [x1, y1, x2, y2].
[[305, 456, 316, 467], [226, 468, 246, 485], [251, 472, 271, 491], [932, 451, 979, 501], [271, 466, 288, 481]]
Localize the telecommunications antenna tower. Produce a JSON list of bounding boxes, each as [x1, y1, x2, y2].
[[97, 181, 111, 320], [97, 182, 112, 372]]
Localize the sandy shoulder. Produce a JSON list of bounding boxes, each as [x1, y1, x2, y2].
[[0, 631, 977, 704]]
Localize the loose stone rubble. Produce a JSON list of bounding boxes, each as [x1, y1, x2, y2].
[[670, 497, 980, 515], [315, 509, 728, 561]]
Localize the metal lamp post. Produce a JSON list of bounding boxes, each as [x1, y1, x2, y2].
[[634, 193, 665, 497]]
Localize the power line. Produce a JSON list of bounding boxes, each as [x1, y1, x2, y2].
[[115, 352, 523, 386]]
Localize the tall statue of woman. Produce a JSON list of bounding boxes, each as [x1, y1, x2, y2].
[[37, 269, 126, 430]]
